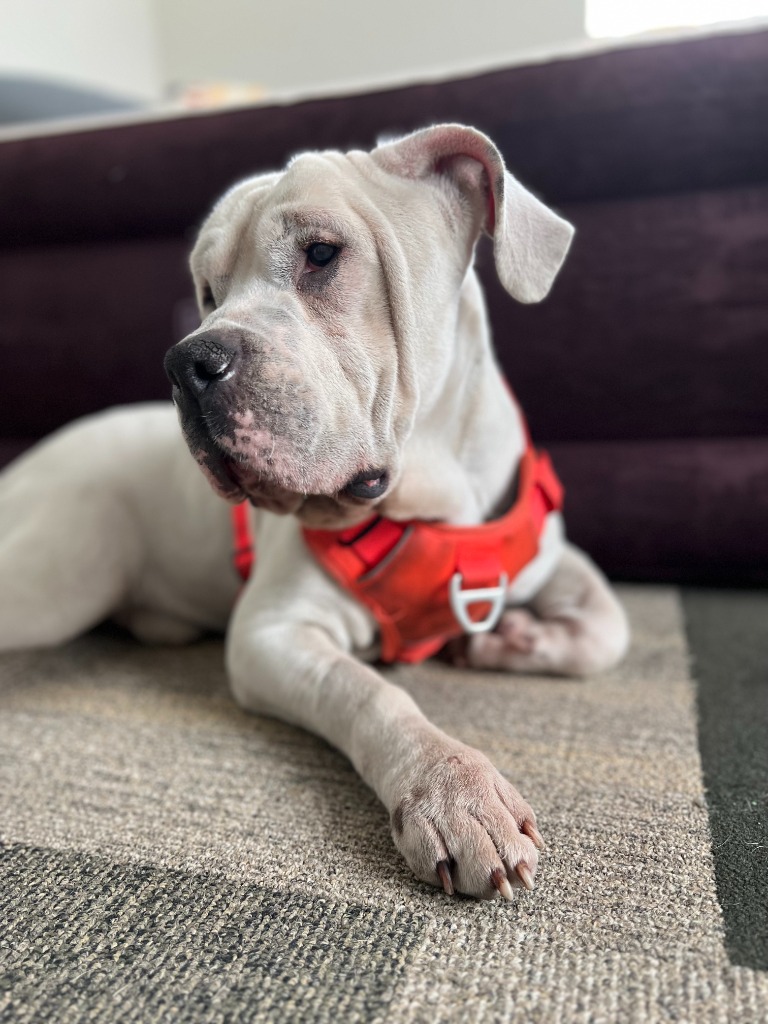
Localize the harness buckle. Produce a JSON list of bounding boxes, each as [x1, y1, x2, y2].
[[449, 572, 509, 634]]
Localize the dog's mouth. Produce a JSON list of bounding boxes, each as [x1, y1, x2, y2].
[[192, 436, 390, 519], [197, 451, 304, 515], [174, 389, 392, 520]]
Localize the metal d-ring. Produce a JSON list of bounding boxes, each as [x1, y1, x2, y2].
[[448, 572, 509, 634]]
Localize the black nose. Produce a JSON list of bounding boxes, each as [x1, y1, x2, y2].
[[164, 332, 240, 401]]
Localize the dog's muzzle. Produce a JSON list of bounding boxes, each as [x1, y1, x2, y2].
[[163, 330, 392, 516]]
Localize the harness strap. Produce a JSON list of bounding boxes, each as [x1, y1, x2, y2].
[[232, 501, 255, 581], [228, 372, 564, 665], [230, 444, 563, 664], [302, 445, 562, 663]]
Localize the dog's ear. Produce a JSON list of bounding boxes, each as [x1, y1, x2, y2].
[[372, 124, 574, 303]]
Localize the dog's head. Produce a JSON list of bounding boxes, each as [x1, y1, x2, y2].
[[164, 124, 573, 526]]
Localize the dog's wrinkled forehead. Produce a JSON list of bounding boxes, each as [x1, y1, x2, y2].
[[192, 125, 575, 316], [191, 154, 374, 285]]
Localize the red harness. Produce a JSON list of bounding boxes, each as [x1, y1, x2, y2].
[[231, 441, 563, 665]]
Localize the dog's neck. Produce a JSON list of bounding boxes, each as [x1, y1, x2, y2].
[[380, 272, 527, 527]]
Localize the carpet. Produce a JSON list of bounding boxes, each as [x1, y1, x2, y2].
[[1, 585, 766, 1023]]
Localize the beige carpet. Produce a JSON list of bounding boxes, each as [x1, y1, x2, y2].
[[1, 585, 766, 1022]]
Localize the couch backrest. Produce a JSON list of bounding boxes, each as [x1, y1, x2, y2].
[[1, 29, 767, 582]]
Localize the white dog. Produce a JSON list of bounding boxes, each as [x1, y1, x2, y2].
[[0, 124, 629, 900]]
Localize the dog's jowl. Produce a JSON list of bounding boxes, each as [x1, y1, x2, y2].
[[0, 124, 629, 899]]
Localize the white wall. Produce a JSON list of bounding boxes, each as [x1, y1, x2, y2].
[[0, 0, 587, 106], [2, 0, 765, 110], [153, 0, 587, 98], [0, 0, 162, 100]]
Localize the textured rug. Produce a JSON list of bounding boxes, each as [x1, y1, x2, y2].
[[1, 586, 766, 1023]]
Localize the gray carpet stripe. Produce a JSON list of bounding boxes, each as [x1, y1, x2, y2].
[[0, 843, 425, 1024], [683, 588, 768, 971]]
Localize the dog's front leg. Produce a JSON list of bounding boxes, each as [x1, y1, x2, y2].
[[226, 616, 542, 900]]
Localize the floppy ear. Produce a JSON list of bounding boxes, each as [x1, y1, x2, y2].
[[372, 124, 574, 303]]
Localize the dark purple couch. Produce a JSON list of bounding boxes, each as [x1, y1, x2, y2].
[[2, 29, 767, 584]]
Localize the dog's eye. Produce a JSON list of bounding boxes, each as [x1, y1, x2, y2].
[[305, 243, 338, 269]]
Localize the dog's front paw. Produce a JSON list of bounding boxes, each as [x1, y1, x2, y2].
[[390, 743, 544, 900]]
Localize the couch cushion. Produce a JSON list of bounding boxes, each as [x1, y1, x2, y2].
[[548, 436, 768, 584], [490, 182, 768, 443], [0, 237, 191, 437]]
